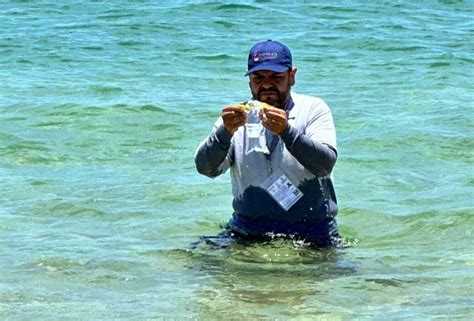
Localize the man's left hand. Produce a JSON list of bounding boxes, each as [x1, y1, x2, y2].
[[260, 105, 287, 136]]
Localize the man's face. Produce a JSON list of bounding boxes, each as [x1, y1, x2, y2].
[[249, 68, 296, 108]]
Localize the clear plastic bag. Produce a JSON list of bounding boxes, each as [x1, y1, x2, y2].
[[244, 100, 269, 155]]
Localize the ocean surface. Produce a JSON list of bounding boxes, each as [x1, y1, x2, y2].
[[1, 1, 473, 319]]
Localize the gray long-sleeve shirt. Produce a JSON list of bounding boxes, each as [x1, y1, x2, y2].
[[195, 92, 339, 237]]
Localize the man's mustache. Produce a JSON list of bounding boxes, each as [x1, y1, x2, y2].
[[258, 88, 279, 95]]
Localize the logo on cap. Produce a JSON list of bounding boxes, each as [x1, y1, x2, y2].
[[253, 52, 278, 62]]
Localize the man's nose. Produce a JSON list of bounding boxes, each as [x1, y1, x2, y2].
[[261, 79, 275, 88]]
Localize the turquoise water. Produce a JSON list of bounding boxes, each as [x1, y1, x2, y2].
[[1, 1, 473, 319]]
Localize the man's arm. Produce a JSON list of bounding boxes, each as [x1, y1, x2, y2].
[[194, 123, 234, 178], [262, 100, 337, 177], [195, 105, 247, 177], [280, 124, 337, 177]]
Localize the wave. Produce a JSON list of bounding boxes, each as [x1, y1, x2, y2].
[[216, 4, 259, 10], [195, 54, 234, 61]]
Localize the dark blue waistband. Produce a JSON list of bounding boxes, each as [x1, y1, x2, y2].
[[227, 214, 339, 244]]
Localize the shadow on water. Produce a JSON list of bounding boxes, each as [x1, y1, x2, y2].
[[182, 236, 359, 318]]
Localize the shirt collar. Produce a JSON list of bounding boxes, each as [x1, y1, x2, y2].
[[284, 94, 295, 115]]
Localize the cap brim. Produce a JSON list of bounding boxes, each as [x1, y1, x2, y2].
[[245, 64, 290, 76]]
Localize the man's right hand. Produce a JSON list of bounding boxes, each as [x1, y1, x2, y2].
[[221, 105, 247, 134]]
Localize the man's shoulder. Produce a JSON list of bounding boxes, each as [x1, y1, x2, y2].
[[291, 92, 330, 111]]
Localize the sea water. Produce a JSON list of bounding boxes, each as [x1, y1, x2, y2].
[[1, 1, 473, 319]]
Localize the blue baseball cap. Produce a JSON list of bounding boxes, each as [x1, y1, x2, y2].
[[245, 40, 292, 76]]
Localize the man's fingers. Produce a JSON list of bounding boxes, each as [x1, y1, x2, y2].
[[223, 112, 246, 122], [223, 105, 247, 114]]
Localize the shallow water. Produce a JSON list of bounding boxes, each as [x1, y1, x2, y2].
[[1, 1, 473, 319]]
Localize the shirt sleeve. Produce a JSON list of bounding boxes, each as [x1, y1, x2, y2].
[[280, 98, 337, 177], [194, 119, 233, 178]]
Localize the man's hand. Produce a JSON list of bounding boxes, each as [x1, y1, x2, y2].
[[222, 105, 247, 134], [261, 105, 287, 135]]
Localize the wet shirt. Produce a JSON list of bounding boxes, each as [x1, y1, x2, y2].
[[195, 92, 339, 238]]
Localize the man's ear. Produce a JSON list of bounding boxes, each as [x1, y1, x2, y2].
[[289, 67, 297, 86]]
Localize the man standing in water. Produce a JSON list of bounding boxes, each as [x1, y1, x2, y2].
[[195, 40, 341, 247]]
